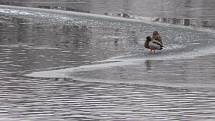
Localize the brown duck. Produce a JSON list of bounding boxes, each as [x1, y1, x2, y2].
[[144, 36, 163, 53]]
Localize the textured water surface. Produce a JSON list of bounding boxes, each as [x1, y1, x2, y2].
[[0, 2, 215, 121]]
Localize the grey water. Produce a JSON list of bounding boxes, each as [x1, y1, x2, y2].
[[0, 0, 215, 121]]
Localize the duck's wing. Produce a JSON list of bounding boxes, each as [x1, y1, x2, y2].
[[152, 40, 163, 47], [149, 41, 163, 50]]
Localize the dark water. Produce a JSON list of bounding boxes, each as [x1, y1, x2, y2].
[[0, 1, 215, 121], [1, 0, 215, 28]]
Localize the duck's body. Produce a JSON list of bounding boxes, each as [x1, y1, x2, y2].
[[144, 36, 163, 53], [148, 40, 163, 50]]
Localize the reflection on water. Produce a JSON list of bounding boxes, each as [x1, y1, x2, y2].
[[1, 1, 215, 121], [1, 0, 215, 28], [154, 17, 215, 28], [0, 0, 91, 13]]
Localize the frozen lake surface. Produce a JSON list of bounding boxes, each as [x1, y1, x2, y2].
[[0, 1, 215, 120]]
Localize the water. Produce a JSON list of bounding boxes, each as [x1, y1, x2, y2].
[[0, 1, 215, 120], [2, 0, 215, 28]]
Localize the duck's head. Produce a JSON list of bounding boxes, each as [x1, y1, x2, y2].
[[153, 31, 159, 36]]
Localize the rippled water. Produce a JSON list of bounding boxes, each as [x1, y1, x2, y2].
[[0, 1, 215, 121]]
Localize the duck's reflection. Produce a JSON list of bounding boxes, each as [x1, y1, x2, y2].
[[145, 60, 152, 71], [145, 60, 163, 71]]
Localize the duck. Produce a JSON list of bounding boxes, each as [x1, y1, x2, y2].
[[144, 36, 163, 53]]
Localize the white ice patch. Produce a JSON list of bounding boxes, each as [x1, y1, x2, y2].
[[9, 4, 215, 88], [26, 43, 215, 79], [25, 61, 136, 78], [25, 43, 215, 81]]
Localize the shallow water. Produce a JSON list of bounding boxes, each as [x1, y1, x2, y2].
[[0, 1, 215, 121]]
